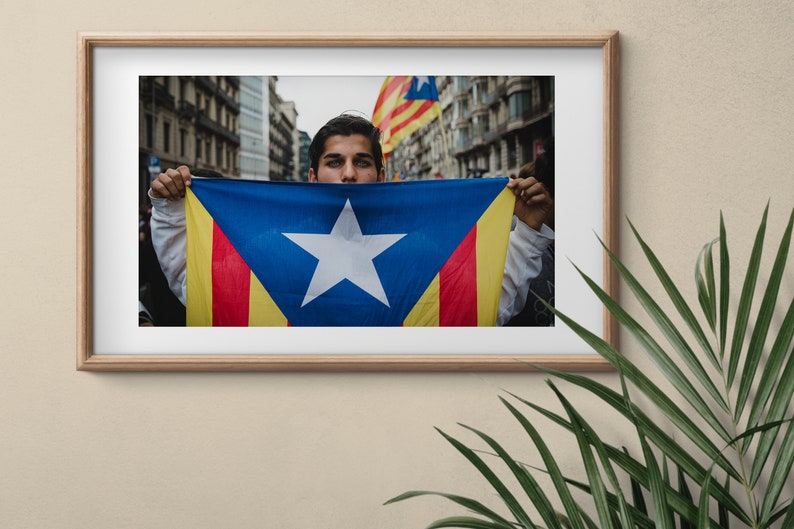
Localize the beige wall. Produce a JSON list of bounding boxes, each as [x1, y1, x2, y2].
[[2, 1, 793, 528]]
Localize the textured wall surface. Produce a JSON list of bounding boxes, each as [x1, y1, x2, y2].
[[1, 1, 792, 527]]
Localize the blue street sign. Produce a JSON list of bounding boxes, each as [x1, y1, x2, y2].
[[148, 155, 160, 173]]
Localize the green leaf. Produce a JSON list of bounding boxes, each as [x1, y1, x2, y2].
[[750, 340, 794, 485], [759, 419, 794, 525], [726, 203, 769, 386], [576, 505, 602, 529], [628, 473, 648, 516], [735, 206, 794, 418], [510, 371, 744, 505], [593, 235, 729, 415], [780, 499, 794, 529], [384, 490, 516, 528], [638, 433, 675, 529], [627, 219, 719, 370], [500, 396, 587, 529], [696, 236, 718, 334], [678, 465, 696, 529], [697, 466, 715, 529], [745, 293, 794, 443], [719, 476, 730, 529], [551, 386, 616, 529], [424, 516, 518, 529], [718, 212, 730, 358], [523, 315, 738, 479], [459, 422, 562, 529], [766, 501, 793, 529], [550, 381, 635, 529], [622, 368, 675, 529], [565, 468, 734, 529], [434, 428, 535, 529]]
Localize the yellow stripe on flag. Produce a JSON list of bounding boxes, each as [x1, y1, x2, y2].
[[371, 77, 408, 124], [403, 275, 440, 326], [475, 187, 514, 325], [248, 272, 288, 326], [185, 189, 214, 326]]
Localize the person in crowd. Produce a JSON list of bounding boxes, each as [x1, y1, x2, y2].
[[506, 137, 555, 326], [147, 114, 554, 326]]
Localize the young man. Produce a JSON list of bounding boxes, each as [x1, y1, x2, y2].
[[149, 114, 554, 325]]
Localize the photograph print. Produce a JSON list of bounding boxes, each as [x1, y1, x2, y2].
[[138, 75, 556, 329]]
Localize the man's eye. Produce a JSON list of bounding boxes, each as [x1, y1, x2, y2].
[[326, 160, 342, 167], [356, 160, 372, 167]]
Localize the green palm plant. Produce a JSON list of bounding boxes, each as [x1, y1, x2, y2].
[[386, 204, 794, 529]]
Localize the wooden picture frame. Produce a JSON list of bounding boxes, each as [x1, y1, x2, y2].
[[77, 31, 619, 371]]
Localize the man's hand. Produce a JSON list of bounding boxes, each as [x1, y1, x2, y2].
[[507, 176, 553, 232], [150, 165, 192, 201]]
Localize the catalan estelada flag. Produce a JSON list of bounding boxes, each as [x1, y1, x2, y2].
[[371, 76, 441, 160], [184, 177, 514, 327]]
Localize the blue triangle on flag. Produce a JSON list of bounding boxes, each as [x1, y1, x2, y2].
[[189, 177, 508, 326], [405, 76, 439, 102]]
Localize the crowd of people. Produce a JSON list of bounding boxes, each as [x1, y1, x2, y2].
[[138, 203, 186, 326]]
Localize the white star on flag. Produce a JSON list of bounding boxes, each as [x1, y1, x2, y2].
[[415, 76, 431, 90], [283, 200, 406, 308]]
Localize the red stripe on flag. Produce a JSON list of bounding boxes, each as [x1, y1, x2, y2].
[[389, 100, 437, 137], [439, 226, 478, 326], [372, 77, 409, 129], [373, 77, 407, 110], [211, 222, 251, 326]]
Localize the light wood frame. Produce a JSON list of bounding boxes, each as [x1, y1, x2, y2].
[[77, 31, 620, 372]]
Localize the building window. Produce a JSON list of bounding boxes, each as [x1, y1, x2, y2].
[[509, 90, 532, 120], [456, 127, 470, 149], [163, 121, 171, 153], [180, 129, 187, 157], [145, 114, 154, 148]]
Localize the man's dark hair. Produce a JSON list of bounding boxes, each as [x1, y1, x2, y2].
[[308, 114, 384, 175]]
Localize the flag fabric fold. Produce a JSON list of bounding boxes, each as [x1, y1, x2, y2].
[[185, 177, 513, 327], [371, 76, 441, 159]]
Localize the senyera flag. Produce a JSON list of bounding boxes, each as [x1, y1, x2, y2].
[[185, 177, 514, 327], [371, 76, 441, 160]]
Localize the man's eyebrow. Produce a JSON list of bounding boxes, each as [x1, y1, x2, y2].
[[322, 152, 375, 159]]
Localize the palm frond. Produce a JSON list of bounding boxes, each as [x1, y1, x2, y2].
[[387, 205, 794, 529]]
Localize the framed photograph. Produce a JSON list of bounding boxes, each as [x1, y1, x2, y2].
[[77, 31, 619, 371]]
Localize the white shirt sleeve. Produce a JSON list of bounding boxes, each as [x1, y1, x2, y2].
[[497, 219, 555, 326], [148, 193, 188, 305]]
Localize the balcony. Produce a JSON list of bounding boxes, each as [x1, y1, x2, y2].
[[141, 78, 175, 110], [178, 100, 196, 119], [508, 106, 553, 131], [194, 76, 218, 94], [216, 89, 240, 115], [483, 130, 499, 143], [196, 113, 240, 146]]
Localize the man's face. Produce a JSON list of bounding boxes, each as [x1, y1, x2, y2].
[[308, 134, 386, 184]]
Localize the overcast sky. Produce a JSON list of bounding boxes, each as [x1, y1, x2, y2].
[[275, 76, 387, 138]]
